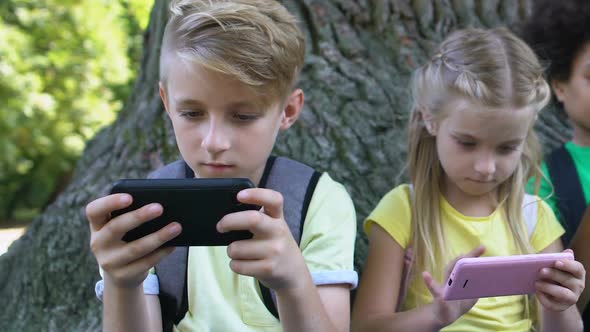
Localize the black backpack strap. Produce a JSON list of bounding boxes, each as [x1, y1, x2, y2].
[[546, 145, 586, 246], [257, 156, 321, 319], [155, 246, 189, 332]]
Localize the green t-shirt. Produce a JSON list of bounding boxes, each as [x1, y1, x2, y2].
[[527, 141, 590, 226]]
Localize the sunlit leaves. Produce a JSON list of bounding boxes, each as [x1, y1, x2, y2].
[[0, 0, 153, 220]]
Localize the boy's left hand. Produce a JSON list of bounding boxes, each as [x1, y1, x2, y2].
[[216, 188, 308, 291], [535, 249, 586, 312]]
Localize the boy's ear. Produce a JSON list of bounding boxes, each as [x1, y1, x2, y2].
[[159, 82, 171, 115], [420, 108, 438, 136], [551, 79, 566, 103], [280, 88, 304, 131]]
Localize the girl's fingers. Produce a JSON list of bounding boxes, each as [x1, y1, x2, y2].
[[535, 280, 577, 306], [423, 271, 443, 298], [444, 245, 486, 278], [553, 258, 586, 280], [539, 265, 583, 293], [536, 290, 569, 312], [536, 291, 554, 310], [465, 245, 486, 258]]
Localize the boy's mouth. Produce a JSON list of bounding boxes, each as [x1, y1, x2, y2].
[[201, 162, 235, 172]]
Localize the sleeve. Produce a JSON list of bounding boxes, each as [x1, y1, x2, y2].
[[364, 184, 413, 249], [94, 266, 159, 300], [299, 173, 358, 288], [530, 198, 565, 252], [527, 162, 563, 224]]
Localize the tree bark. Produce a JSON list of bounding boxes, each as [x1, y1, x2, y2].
[[0, 0, 569, 330]]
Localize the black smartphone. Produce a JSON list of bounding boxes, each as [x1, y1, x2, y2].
[[110, 178, 259, 246]]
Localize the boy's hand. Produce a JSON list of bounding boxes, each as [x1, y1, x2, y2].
[[86, 193, 181, 289], [217, 188, 307, 291], [536, 249, 586, 312], [422, 245, 486, 328]]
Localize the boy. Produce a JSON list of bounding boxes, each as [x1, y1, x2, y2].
[[86, 1, 357, 331]]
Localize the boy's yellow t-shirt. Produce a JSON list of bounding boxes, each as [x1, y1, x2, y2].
[[365, 184, 564, 332], [171, 173, 357, 331]]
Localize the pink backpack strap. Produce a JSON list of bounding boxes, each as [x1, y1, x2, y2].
[[397, 247, 414, 311], [396, 185, 415, 311]]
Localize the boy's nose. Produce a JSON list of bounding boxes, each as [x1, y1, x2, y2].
[[201, 121, 230, 154]]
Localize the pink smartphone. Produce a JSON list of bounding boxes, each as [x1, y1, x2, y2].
[[442, 252, 574, 301]]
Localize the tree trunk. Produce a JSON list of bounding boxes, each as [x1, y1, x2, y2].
[[0, 0, 569, 330]]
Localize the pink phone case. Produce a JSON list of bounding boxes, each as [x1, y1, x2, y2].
[[442, 252, 574, 301]]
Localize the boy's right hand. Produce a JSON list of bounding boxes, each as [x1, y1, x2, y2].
[[86, 193, 182, 289], [422, 245, 486, 328]]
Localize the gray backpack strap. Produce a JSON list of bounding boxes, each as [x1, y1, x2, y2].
[[148, 160, 191, 332], [258, 156, 322, 319], [156, 247, 189, 332], [264, 156, 320, 243]]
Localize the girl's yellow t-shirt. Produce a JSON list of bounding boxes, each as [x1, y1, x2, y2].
[[365, 184, 564, 332]]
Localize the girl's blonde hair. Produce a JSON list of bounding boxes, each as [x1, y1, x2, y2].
[[408, 27, 551, 285], [159, 0, 305, 107]]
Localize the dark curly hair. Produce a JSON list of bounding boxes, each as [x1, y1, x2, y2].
[[521, 0, 590, 84]]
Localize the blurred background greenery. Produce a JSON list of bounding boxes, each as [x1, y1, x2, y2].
[[0, 0, 153, 225]]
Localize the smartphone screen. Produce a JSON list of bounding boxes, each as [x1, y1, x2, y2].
[[110, 178, 259, 246]]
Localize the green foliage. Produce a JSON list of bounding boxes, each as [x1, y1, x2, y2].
[[0, 0, 153, 221]]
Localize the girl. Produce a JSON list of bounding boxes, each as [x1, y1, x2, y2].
[[352, 28, 585, 331]]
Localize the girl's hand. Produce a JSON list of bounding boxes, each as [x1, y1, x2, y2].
[[422, 245, 486, 328], [536, 249, 586, 312], [217, 188, 308, 291]]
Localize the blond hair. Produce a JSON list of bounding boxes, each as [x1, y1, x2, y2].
[[159, 0, 305, 106], [407, 27, 550, 293]]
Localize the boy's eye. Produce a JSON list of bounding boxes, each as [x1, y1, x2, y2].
[[233, 113, 258, 121], [179, 110, 203, 119]]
